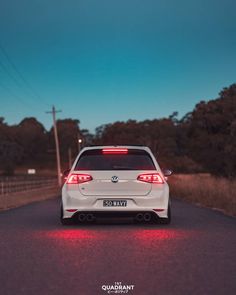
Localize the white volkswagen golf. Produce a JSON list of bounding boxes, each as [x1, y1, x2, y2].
[[61, 146, 172, 225]]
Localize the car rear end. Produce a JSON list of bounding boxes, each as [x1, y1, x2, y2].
[[61, 146, 171, 224]]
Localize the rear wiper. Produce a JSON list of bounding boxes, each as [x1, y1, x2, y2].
[[112, 165, 133, 170]]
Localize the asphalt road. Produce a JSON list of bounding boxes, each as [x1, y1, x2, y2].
[[0, 197, 235, 295]]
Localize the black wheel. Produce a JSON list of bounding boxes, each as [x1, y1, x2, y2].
[[60, 205, 73, 225], [159, 204, 171, 225]]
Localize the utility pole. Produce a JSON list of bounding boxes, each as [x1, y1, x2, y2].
[[46, 106, 62, 186], [68, 147, 72, 168]]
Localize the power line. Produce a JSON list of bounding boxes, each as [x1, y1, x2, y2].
[[0, 42, 50, 107], [0, 81, 36, 111], [0, 59, 24, 90], [0, 59, 41, 109], [0, 43, 42, 100]]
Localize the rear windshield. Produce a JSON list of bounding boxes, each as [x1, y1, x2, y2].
[[75, 149, 156, 170]]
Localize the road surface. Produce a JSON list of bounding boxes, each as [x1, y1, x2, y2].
[[0, 197, 235, 295]]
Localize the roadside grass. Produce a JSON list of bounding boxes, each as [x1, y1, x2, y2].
[[0, 187, 60, 210], [169, 174, 236, 216]]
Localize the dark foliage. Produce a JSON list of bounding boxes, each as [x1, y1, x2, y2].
[[48, 119, 82, 164], [187, 84, 236, 177], [0, 84, 235, 177]]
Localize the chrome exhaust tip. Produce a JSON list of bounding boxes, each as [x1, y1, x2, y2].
[[143, 212, 152, 222], [86, 213, 95, 222], [78, 213, 86, 222], [135, 213, 144, 222]]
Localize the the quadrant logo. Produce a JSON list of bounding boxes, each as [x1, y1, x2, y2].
[[101, 282, 135, 294]]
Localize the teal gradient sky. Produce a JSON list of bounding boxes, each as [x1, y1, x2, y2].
[[0, 0, 235, 131]]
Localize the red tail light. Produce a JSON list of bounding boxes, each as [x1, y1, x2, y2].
[[66, 174, 93, 184], [137, 173, 164, 184], [102, 148, 128, 154]]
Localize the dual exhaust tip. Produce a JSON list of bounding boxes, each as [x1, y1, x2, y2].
[[78, 212, 152, 223], [78, 213, 95, 222], [135, 212, 152, 222]]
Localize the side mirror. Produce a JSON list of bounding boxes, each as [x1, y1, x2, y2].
[[63, 169, 71, 179], [162, 169, 173, 177]]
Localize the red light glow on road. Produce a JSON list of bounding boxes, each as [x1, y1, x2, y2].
[[43, 229, 101, 241], [133, 229, 190, 243], [35, 228, 195, 249]]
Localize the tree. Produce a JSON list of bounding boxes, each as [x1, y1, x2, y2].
[[93, 117, 190, 171], [49, 119, 82, 164], [0, 141, 24, 175], [0, 118, 24, 174], [16, 117, 48, 164], [187, 84, 236, 177]]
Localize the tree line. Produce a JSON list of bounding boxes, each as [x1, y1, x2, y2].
[[0, 84, 235, 177]]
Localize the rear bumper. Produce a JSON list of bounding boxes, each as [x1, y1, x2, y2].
[[62, 184, 169, 219], [64, 209, 168, 222], [62, 207, 168, 219]]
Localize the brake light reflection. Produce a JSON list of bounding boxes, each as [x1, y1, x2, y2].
[[134, 229, 188, 242], [36, 228, 192, 250], [45, 229, 100, 241]]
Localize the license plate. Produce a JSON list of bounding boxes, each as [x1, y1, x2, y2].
[[103, 200, 127, 207]]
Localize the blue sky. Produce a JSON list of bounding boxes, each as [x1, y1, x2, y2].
[[0, 0, 235, 132]]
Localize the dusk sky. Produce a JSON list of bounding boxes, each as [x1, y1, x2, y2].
[[0, 0, 235, 132]]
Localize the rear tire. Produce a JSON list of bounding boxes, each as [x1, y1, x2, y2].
[[159, 204, 171, 225], [60, 205, 73, 225]]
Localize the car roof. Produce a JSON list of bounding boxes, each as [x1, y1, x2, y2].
[[81, 145, 151, 152]]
